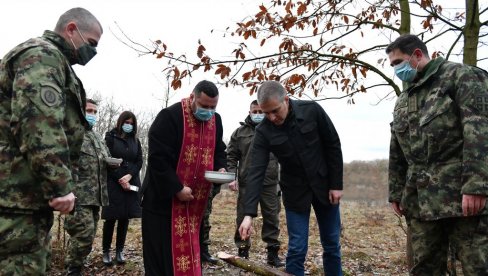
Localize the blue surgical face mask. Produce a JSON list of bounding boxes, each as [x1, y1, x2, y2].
[[193, 107, 215, 121], [122, 123, 133, 133], [85, 114, 97, 127], [250, 113, 265, 124], [394, 53, 418, 82]]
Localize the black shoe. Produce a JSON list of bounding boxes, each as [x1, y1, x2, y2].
[[267, 246, 285, 267], [116, 250, 126, 264], [201, 250, 219, 265], [66, 266, 82, 276], [238, 247, 249, 259], [201, 244, 219, 265], [103, 251, 113, 266]]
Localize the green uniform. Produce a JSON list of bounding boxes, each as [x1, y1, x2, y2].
[[227, 116, 281, 250], [64, 130, 109, 269], [389, 57, 488, 275], [200, 184, 221, 247], [0, 30, 87, 275]]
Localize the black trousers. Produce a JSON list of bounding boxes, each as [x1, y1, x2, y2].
[[102, 219, 129, 252]]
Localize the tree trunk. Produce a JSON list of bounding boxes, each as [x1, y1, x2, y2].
[[399, 0, 411, 35], [217, 252, 292, 276], [463, 0, 480, 66], [396, 0, 413, 96]]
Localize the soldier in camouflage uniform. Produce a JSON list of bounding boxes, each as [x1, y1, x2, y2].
[[227, 100, 283, 267], [0, 8, 102, 275], [387, 34, 488, 275], [64, 99, 110, 275]]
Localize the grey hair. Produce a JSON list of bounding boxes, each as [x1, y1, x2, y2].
[[54, 7, 103, 34], [256, 81, 286, 105]]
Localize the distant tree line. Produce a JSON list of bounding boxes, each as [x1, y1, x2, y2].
[[343, 159, 389, 204]]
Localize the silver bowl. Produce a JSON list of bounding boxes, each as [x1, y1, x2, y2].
[[204, 171, 235, 184]]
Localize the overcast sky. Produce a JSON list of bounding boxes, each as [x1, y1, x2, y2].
[[1, 0, 484, 162]]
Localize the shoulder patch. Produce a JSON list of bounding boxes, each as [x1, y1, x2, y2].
[[475, 94, 488, 114], [40, 84, 61, 107]]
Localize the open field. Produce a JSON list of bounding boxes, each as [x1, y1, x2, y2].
[[48, 190, 410, 275]]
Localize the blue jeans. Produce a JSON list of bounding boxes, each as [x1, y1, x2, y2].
[[285, 198, 342, 276]]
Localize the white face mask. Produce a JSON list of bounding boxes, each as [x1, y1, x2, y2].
[[250, 113, 265, 123]]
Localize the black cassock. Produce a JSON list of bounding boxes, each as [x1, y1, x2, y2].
[[141, 101, 226, 276]]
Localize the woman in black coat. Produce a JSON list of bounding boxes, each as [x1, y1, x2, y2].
[[101, 111, 143, 265]]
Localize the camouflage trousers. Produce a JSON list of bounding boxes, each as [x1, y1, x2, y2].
[[0, 210, 53, 276], [64, 205, 100, 269], [234, 185, 281, 249], [407, 215, 488, 275], [200, 184, 221, 246]]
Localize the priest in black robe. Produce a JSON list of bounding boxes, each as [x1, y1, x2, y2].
[[141, 80, 227, 276]]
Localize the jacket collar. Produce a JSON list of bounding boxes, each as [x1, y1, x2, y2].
[[42, 30, 77, 65], [406, 57, 445, 91], [242, 115, 256, 127], [290, 99, 305, 120], [286, 99, 304, 123]]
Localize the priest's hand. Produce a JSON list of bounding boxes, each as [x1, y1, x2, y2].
[[228, 180, 238, 191], [176, 186, 194, 202], [239, 216, 253, 240]]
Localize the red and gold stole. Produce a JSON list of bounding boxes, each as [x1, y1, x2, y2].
[[171, 97, 216, 276]]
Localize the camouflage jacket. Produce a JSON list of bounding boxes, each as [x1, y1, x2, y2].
[[226, 116, 279, 187], [388, 57, 488, 220], [0, 31, 87, 212], [75, 130, 109, 206]]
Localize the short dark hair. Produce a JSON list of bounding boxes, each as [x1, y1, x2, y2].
[[193, 80, 219, 98], [250, 100, 259, 109], [386, 34, 429, 56], [116, 111, 137, 136], [86, 98, 98, 105]]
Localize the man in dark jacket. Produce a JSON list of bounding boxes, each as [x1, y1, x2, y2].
[[239, 81, 344, 276], [227, 100, 283, 267], [141, 80, 227, 276]]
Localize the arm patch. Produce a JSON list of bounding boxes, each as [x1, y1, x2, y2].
[[40, 83, 62, 107], [475, 95, 488, 114]]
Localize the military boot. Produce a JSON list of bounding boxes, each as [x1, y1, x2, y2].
[[267, 246, 284, 267], [238, 246, 250, 259], [201, 244, 218, 265], [66, 265, 82, 276]]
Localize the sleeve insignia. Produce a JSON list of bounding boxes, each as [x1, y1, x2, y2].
[[475, 95, 488, 114], [40, 85, 61, 107]]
